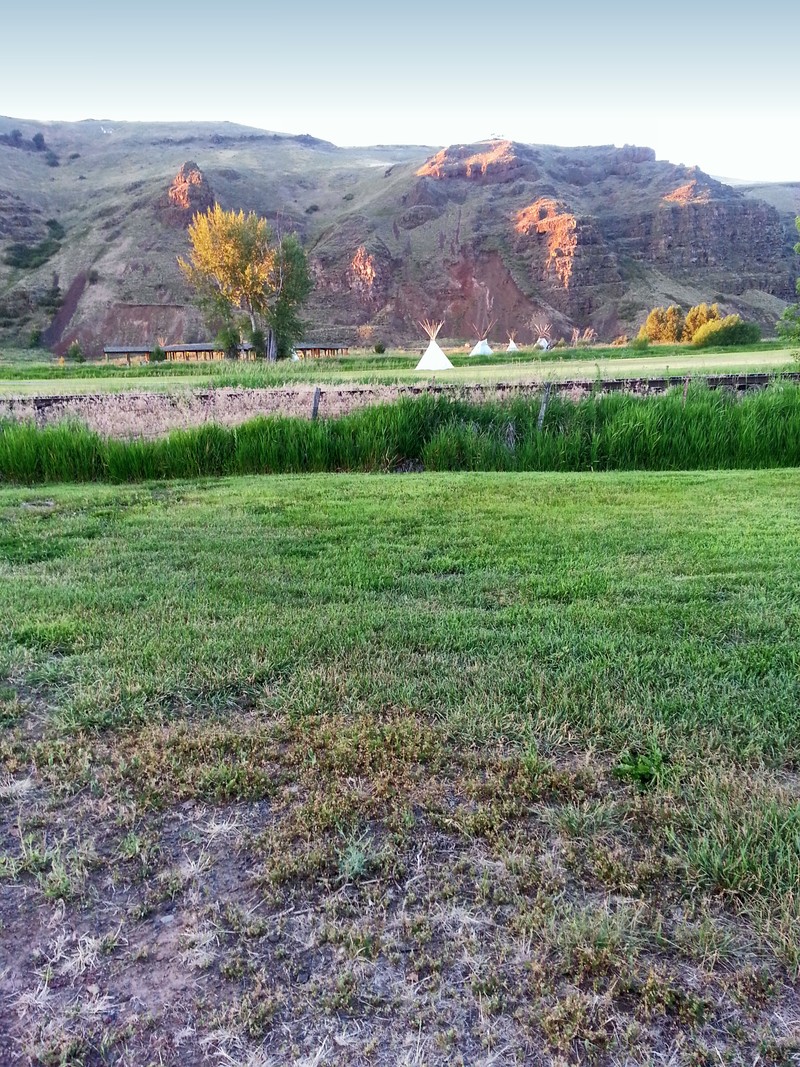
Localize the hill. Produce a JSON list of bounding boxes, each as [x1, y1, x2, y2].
[[0, 117, 797, 354]]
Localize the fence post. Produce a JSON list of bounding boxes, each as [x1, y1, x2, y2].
[[537, 382, 552, 431], [311, 386, 321, 420]]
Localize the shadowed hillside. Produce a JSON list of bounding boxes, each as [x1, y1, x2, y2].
[[0, 118, 796, 355]]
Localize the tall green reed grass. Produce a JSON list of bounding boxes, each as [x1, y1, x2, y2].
[[2, 386, 799, 484]]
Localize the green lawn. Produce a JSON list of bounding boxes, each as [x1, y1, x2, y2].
[[0, 344, 795, 396], [1, 470, 799, 1063]]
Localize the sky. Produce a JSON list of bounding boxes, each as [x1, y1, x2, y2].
[[2, 0, 797, 181]]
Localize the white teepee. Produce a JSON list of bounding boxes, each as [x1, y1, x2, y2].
[[416, 320, 453, 371], [506, 331, 519, 352], [469, 317, 496, 356]]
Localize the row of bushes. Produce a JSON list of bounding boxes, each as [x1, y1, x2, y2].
[[2, 387, 799, 484], [638, 303, 762, 348]]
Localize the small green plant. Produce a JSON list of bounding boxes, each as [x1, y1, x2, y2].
[[614, 745, 664, 787], [373, 341, 386, 354], [29, 326, 43, 348], [630, 334, 650, 351], [150, 344, 166, 363], [66, 340, 85, 363], [336, 827, 374, 883]]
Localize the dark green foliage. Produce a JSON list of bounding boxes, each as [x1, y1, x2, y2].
[[28, 327, 42, 348], [268, 235, 312, 359], [776, 218, 800, 346], [32, 132, 45, 151], [248, 327, 266, 358], [215, 324, 241, 359], [66, 341, 85, 363], [629, 335, 650, 351], [777, 303, 800, 346], [614, 746, 664, 787], [2, 385, 800, 484], [87, 268, 99, 285], [4, 220, 65, 270], [374, 341, 386, 354], [692, 315, 761, 348], [150, 344, 166, 363], [4, 238, 61, 270]]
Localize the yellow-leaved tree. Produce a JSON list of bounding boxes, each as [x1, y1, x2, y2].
[[682, 303, 721, 342], [178, 205, 311, 359]]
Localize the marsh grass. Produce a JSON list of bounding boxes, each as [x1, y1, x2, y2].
[[2, 385, 800, 484]]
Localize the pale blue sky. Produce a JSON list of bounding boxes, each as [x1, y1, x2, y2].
[[2, 0, 797, 180]]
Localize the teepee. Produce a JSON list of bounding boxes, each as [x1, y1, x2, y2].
[[531, 319, 552, 351], [469, 318, 496, 356], [507, 331, 519, 353], [416, 320, 453, 371]]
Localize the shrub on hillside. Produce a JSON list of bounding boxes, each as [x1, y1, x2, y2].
[[691, 315, 761, 348]]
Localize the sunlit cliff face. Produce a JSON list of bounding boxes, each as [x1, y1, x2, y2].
[[663, 179, 711, 205], [515, 199, 578, 290], [416, 140, 520, 180], [348, 245, 378, 294]]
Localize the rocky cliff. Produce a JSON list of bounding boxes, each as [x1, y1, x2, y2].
[[0, 119, 795, 353]]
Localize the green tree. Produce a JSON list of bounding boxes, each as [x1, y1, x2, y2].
[[267, 234, 312, 359], [178, 204, 312, 361], [776, 217, 800, 346]]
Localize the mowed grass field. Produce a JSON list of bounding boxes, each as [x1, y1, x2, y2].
[[0, 344, 796, 395], [1, 470, 800, 1064]]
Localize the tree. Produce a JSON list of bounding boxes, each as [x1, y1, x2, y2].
[[267, 234, 312, 359], [178, 205, 312, 359], [691, 314, 761, 348], [32, 132, 45, 151], [682, 302, 721, 342], [639, 305, 684, 343], [776, 217, 800, 346]]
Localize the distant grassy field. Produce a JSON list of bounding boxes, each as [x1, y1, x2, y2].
[[0, 343, 795, 396], [1, 470, 799, 1063]]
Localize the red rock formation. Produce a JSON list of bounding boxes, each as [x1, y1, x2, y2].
[[161, 161, 214, 227], [417, 140, 539, 184], [663, 179, 711, 204], [515, 200, 578, 290]]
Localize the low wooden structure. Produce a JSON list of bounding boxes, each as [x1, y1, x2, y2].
[[103, 343, 256, 363], [293, 343, 349, 360]]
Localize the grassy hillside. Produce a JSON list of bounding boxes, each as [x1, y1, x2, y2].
[[1, 470, 799, 1064]]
